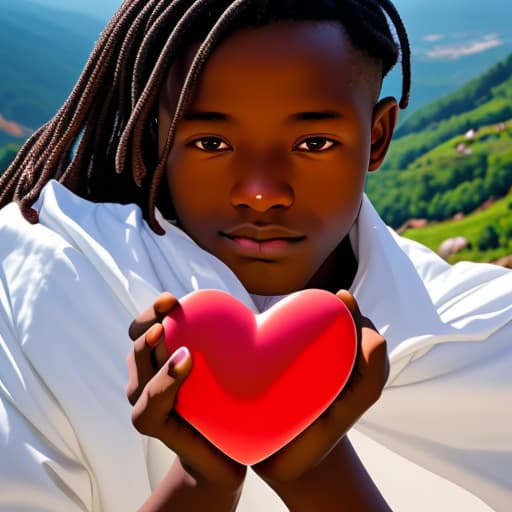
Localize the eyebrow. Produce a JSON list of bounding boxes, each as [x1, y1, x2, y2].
[[182, 111, 232, 122], [290, 111, 344, 121], [181, 110, 344, 123]]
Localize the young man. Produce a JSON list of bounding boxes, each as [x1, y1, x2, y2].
[[1, 1, 510, 510]]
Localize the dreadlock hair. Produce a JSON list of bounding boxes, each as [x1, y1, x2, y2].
[[0, 0, 411, 234]]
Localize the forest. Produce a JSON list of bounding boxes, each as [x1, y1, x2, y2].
[[367, 52, 512, 229], [1, 52, 511, 264]]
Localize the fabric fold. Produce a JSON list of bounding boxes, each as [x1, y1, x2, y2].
[[1, 180, 510, 511]]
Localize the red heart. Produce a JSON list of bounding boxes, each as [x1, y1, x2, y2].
[[163, 288, 357, 465]]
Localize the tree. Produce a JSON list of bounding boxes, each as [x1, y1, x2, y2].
[[477, 225, 500, 251]]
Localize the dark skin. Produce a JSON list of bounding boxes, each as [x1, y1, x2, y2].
[[127, 21, 397, 511]]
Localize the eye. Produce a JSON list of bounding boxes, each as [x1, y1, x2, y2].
[[192, 137, 231, 152], [295, 137, 337, 152]]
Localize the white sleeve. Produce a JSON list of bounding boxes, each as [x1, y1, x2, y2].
[[358, 260, 512, 511], [0, 269, 95, 511], [0, 205, 152, 511], [0, 184, 259, 512]]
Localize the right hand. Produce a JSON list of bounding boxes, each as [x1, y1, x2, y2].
[[126, 292, 247, 490], [253, 290, 389, 484]]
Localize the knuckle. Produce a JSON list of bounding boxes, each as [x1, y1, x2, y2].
[[131, 395, 155, 436], [365, 330, 387, 356], [125, 354, 141, 405], [367, 373, 387, 406], [155, 292, 177, 314], [131, 412, 150, 435], [126, 383, 141, 406], [370, 382, 385, 404], [133, 335, 148, 355], [125, 351, 134, 368], [128, 320, 139, 341]]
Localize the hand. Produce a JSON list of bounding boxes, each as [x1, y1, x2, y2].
[[252, 290, 389, 484], [126, 292, 247, 491]]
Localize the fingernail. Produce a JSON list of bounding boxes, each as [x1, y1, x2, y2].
[[145, 324, 162, 346], [169, 346, 190, 369]]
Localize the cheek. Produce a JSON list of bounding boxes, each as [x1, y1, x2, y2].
[[296, 160, 366, 213], [166, 152, 227, 236], [296, 163, 366, 246], [166, 152, 202, 223]]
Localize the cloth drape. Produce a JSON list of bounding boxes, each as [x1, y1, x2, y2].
[[0, 180, 510, 510]]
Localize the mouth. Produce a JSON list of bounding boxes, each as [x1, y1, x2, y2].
[[220, 224, 306, 258]]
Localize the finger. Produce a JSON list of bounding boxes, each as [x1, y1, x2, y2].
[[359, 330, 390, 394], [335, 327, 389, 410], [335, 289, 360, 319], [335, 289, 364, 336], [131, 346, 192, 435], [335, 289, 388, 392], [128, 292, 178, 341], [335, 289, 377, 332], [161, 415, 247, 487], [130, 347, 246, 485], [335, 289, 364, 372], [126, 323, 165, 405]]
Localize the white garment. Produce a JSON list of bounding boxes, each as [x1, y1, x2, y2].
[[0, 180, 510, 511]]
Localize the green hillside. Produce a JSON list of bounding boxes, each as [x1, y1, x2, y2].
[[394, 54, 512, 139], [2, 13, 512, 267], [403, 193, 512, 264], [367, 52, 512, 229], [0, 0, 102, 147]]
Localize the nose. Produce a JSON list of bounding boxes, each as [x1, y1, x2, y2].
[[230, 158, 294, 212]]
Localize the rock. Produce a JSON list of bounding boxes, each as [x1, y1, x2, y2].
[[492, 254, 512, 269], [438, 236, 469, 259]]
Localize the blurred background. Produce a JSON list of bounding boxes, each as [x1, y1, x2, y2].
[[1, 0, 511, 266]]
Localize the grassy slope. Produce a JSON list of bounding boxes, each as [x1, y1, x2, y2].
[[371, 54, 512, 263], [367, 53, 512, 236], [395, 53, 512, 138], [403, 193, 512, 263], [398, 118, 512, 263]]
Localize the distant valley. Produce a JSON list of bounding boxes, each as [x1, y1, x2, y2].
[[0, 0, 103, 146], [367, 52, 512, 264], [1, 0, 511, 146], [2, 0, 512, 265]]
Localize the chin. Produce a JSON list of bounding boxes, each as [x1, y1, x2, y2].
[[231, 264, 312, 296], [243, 280, 305, 297]]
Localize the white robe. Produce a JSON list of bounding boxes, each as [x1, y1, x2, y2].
[[0, 180, 510, 511]]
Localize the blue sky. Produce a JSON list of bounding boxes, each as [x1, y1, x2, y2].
[[396, 0, 512, 61], [31, 0, 512, 63]]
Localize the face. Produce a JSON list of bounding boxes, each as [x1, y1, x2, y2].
[[159, 22, 397, 295]]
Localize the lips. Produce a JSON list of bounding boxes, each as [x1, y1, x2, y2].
[[222, 224, 305, 242], [221, 224, 306, 258]]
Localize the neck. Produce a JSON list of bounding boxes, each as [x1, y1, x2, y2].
[[306, 236, 357, 294]]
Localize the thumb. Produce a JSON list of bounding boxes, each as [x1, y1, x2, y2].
[[335, 289, 363, 332]]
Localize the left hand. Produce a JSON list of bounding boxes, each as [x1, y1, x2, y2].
[[252, 290, 389, 483], [126, 292, 247, 490]]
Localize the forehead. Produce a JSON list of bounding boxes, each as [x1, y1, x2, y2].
[[164, 22, 380, 115]]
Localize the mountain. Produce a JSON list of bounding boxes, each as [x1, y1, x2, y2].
[[18, 0, 512, 114], [1, 0, 511, 146], [0, 0, 103, 146], [366, 52, 512, 229]]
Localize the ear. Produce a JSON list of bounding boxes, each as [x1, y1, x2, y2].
[[368, 97, 398, 172]]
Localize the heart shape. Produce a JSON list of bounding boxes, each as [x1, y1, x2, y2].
[[163, 288, 357, 465]]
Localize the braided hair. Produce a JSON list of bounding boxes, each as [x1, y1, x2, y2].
[[0, 0, 411, 234]]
